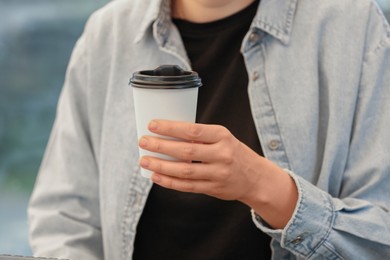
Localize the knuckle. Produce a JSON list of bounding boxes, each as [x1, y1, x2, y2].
[[182, 163, 194, 177], [187, 124, 202, 139], [220, 149, 234, 165], [181, 143, 196, 160], [216, 126, 231, 140], [218, 168, 231, 179]]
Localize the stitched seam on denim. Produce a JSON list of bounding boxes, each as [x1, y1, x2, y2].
[[322, 241, 346, 260], [307, 193, 337, 259]]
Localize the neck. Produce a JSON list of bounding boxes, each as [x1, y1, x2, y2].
[[171, 0, 256, 23]]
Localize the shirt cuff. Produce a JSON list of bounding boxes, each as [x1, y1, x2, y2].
[[251, 169, 335, 257]]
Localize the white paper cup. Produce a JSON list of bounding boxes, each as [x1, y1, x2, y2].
[[130, 65, 202, 178]]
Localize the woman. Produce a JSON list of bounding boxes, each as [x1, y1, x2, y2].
[[29, 0, 390, 259]]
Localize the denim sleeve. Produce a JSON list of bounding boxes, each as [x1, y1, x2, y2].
[[253, 170, 390, 259], [252, 3, 390, 259], [27, 26, 104, 260]]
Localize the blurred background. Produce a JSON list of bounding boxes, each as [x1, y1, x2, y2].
[[0, 0, 108, 255], [0, 0, 389, 256]]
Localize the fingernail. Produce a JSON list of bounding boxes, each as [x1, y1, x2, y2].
[[139, 137, 148, 148], [140, 158, 149, 168], [149, 120, 157, 131]]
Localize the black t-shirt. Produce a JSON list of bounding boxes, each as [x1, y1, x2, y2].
[[133, 1, 271, 259]]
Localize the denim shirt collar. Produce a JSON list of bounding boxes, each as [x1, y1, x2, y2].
[[134, 0, 168, 44], [253, 0, 298, 44], [134, 0, 298, 45]]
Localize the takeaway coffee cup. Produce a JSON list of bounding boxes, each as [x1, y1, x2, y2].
[[130, 65, 202, 178]]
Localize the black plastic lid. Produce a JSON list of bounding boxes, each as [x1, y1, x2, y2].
[[129, 65, 202, 89]]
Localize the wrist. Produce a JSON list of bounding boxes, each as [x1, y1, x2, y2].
[[240, 157, 298, 229]]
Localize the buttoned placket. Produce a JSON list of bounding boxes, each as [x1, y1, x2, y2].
[[242, 30, 291, 170]]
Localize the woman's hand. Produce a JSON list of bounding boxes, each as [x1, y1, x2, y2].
[[139, 119, 298, 228], [139, 119, 262, 201]]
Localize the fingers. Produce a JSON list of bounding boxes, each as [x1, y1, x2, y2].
[[140, 156, 215, 180], [139, 135, 220, 162], [147, 120, 230, 144], [137, 120, 241, 199], [140, 156, 217, 195], [151, 173, 214, 195]]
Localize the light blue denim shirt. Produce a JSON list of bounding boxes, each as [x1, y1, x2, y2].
[[28, 0, 390, 259]]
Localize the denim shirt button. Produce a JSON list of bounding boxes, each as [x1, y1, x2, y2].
[[268, 139, 280, 150], [291, 235, 304, 245], [249, 32, 260, 42], [252, 71, 260, 81]]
